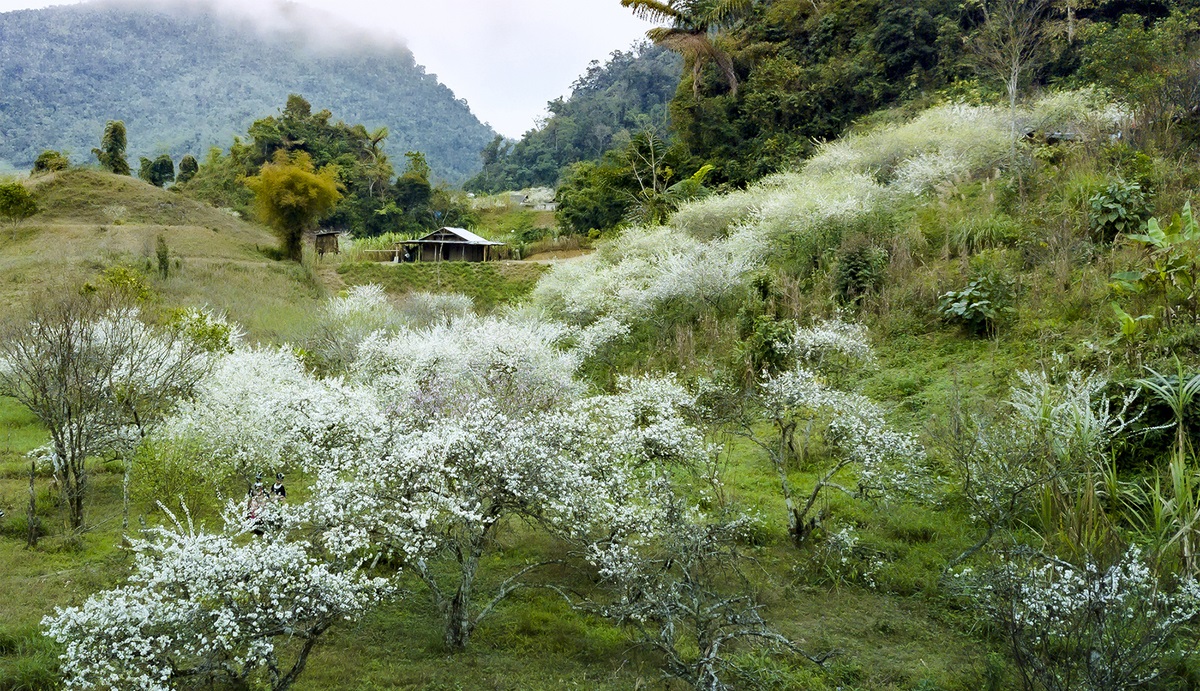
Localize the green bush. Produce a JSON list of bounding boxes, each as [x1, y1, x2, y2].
[[30, 150, 69, 175], [835, 234, 888, 304], [938, 272, 1014, 337], [1089, 179, 1152, 242]]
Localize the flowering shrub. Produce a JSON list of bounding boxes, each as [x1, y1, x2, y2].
[[965, 548, 1200, 691], [580, 500, 827, 690], [352, 313, 583, 421], [535, 91, 1127, 335], [305, 284, 403, 374], [43, 506, 389, 691]]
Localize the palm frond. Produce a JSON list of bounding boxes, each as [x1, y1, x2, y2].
[[707, 0, 753, 24], [621, 0, 684, 24]]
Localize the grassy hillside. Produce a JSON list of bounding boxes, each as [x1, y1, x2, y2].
[[1, 168, 327, 341], [339, 261, 549, 311]]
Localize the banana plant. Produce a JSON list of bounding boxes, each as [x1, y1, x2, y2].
[[1114, 202, 1200, 325], [1137, 356, 1200, 462]]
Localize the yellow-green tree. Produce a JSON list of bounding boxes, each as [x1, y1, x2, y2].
[[245, 151, 341, 261]]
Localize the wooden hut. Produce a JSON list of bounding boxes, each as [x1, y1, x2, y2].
[[314, 230, 341, 256], [404, 227, 504, 263]]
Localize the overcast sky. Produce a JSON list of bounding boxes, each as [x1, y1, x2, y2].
[[0, 0, 657, 137]]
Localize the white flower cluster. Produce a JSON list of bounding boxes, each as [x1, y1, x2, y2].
[[970, 548, 1200, 689], [352, 313, 584, 422], [43, 511, 389, 691], [530, 225, 758, 325], [791, 318, 875, 368], [761, 368, 922, 490], [161, 347, 379, 478]]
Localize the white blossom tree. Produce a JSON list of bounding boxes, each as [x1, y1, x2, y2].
[[43, 505, 389, 691], [307, 375, 709, 650], [965, 547, 1200, 691], [579, 499, 833, 691], [704, 320, 923, 544], [0, 297, 213, 530]]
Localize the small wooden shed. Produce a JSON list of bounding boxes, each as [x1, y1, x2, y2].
[[404, 227, 504, 263], [314, 230, 342, 256]]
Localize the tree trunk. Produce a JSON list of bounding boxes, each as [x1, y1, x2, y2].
[[272, 625, 328, 691], [27, 459, 37, 548], [444, 544, 481, 651], [286, 232, 303, 263], [65, 460, 85, 531], [122, 460, 131, 530]]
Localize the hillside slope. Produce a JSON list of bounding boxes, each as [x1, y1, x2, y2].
[[1, 169, 326, 340], [0, 1, 495, 182]]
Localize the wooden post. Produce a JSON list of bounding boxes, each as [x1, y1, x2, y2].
[[27, 459, 37, 548]]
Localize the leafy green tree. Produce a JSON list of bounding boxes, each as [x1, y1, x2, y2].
[[463, 45, 681, 193], [92, 120, 130, 175], [176, 154, 199, 184], [31, 150, 69, 175], [394, 151, 434, 231], [0, 181, 38, 227], [245, 151, 342, 261], [1080, 11, 1199, 142], [138, 154, 175, 187], [556, 161, 629, 234]]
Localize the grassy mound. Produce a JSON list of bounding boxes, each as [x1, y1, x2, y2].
[[338, 261, 548, 311], [1, 169, 325, 341]]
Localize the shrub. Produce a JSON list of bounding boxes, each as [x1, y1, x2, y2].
[[1090, 179, 1152, 242], [31, 150, 69, 175], [835, 235, 888, 304], [0, 181, 37, 226], [938, 273, 1014, 336]]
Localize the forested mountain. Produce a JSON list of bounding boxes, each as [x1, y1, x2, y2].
[[465, 43, 681, 193], [0, 1, 495, 182]]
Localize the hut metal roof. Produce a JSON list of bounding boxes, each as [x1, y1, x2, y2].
[[410, 227, 505, 246]]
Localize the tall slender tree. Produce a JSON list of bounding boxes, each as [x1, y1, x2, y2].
[[245, 151, 342, 262], [92, 120, 131, 175]]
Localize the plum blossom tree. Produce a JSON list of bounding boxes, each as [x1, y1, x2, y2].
[[159, 305, 709, 652], [308, 374, 710, 650], [43, 505, 389, 691], [965, 547, 1200, 691], [580, 498, 833, 690], [0, 297, 212, 530], [703, 320, 923, 544]]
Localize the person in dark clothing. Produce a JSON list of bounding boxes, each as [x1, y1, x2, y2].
[[271, 472, 286, 502]]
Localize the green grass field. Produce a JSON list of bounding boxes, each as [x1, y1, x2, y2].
[[338, 261, 549, 311]]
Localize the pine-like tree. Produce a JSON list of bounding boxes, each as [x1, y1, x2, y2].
[[92, 121, 131, 175]]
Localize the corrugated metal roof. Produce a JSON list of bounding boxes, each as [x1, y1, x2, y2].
[[414, 227, 505, 246]]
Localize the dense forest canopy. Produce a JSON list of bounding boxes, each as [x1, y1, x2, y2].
[[180, 94, 476, 239], [0, 1, 496, 182], [465, 43, 682, 193]]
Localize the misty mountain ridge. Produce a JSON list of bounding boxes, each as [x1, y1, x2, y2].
[[0, 0, 496, 181]]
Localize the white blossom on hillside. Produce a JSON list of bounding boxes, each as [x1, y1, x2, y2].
[[43, 507, 388, 691]]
